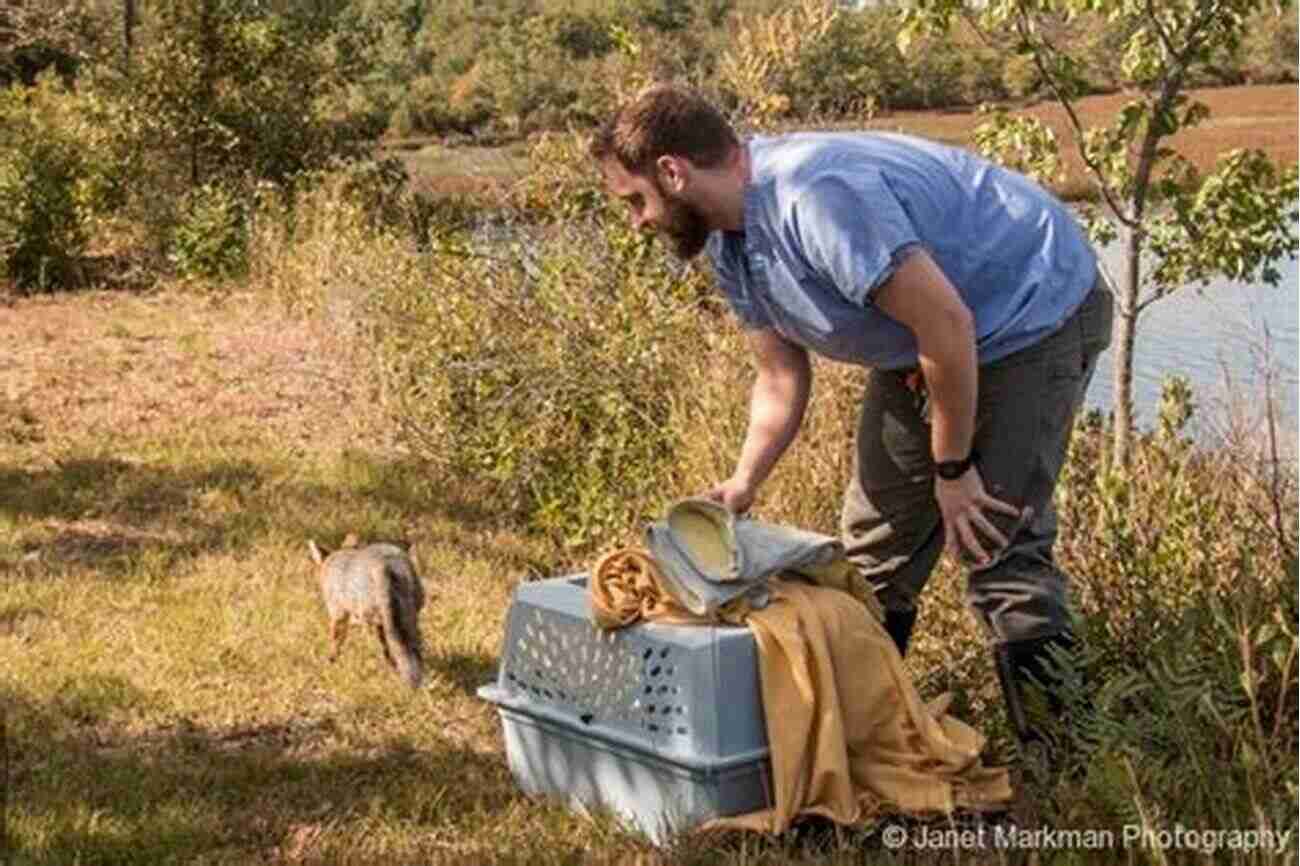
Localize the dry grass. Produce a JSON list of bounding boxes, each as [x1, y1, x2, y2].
[[839, 84, 1299, 200]]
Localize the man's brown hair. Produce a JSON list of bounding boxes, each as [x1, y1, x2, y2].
[[589, 82, 739, 175]]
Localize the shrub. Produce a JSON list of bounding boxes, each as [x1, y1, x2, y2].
[[717, 0, 842, 125], [370, 215, 714, 549], [83, 0, 377, 267], [0, 114, 85, 290], [246, 166, 408, 321], [0, 75, 101, 291], [168, 183, 252, 281], [1001, 53, 1041, 101]]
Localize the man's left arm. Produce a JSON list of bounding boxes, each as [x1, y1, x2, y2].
[[873, 249, 1021, 565]]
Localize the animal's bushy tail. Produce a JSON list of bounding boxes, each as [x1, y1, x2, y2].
[[380, 572, 424, 689]]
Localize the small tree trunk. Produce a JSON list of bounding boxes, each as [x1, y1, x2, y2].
[[1111, 223, 1142, 467], [123, 0, 135, 71]]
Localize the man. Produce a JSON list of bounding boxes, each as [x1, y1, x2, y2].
[[589, 83, 1112, 757]]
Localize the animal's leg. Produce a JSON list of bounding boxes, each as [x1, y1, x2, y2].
[[374, 624, 396, 667], [329, 616, 349, 661]]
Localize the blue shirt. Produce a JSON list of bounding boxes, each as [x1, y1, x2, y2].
[[705, 132, 1098, 370]]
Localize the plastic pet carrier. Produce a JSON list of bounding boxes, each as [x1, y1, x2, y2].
[[478, 574, 772, 842]]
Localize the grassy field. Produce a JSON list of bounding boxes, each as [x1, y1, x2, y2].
[[2, 83, 1296, 865]]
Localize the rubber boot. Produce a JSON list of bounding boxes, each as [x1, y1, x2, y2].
[[883, 608, 918, 657], [993, 632, 1080, 779]]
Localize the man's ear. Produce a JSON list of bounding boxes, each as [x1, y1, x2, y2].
[[655, 155, 689, 195]]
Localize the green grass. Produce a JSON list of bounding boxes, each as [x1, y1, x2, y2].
[[396, 140, 530, 180]]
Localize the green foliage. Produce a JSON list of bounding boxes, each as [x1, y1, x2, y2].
[[120, 0, 370, 190], [367, 151, 716, 547], [972, 107, 1064, 187], [511, 133, 612, 222], [719, 0, 978, 123], [474, 16, 587, 134], [1149, 149, 1300, 289], [168, 183, 250, 281], [1, 1, 372, 294], [550, 10, 617, 59], [372, 230, 698, 547], [243, 0, 1299, 140], [0, 99, 85, 289], [983, 394, 1300, 841], [1057, 386, 1297, 661], [1000, 52, 1041, 99], [0, 73, 113, 291], [1036, 577, 1299, 844], [630, 0, 695, 33], [0, 3, 100, 87]]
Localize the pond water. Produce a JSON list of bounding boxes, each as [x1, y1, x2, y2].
[[1085, 239, 1298, 446]]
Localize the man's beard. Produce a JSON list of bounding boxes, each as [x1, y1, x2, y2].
[[657, 188, 711, 260]]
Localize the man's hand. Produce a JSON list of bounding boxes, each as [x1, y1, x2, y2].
[[935, 467, 1029, 566], [703, 477, 757, 515]]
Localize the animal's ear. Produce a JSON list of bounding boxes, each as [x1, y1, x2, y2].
[[406, 540, 420, 570], [308, 540, 328, 565], [342, 533, 361, 548]]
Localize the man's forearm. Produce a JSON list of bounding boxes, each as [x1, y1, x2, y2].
[[917, 305, 978, 463], [732, 358, 811, 490]]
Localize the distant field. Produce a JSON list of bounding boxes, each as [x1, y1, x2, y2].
[[395, 83, 1297, 202]]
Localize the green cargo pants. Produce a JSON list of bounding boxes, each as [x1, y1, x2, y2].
[[841, 277, 1113, 644]]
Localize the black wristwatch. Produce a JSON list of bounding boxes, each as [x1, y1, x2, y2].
[[934, 450, 978, 480]]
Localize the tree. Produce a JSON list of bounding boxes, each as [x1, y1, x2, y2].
[[118, 0, 372, 191], [901, 0, 1299, 465]]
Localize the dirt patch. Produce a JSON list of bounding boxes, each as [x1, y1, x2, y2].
[[0, 289, 383, 455]]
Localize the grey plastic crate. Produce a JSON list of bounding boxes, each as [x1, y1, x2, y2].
[[478, 574, 772, 842]]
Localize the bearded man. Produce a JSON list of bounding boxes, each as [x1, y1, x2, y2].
[[589, 83, 1112, 760]]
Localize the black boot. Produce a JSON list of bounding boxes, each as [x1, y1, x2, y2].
[[993, 632, 1082, 776], [883, 608, 918, 657]]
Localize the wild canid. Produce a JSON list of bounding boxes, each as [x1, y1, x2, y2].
[[308, 534, 426, 689]]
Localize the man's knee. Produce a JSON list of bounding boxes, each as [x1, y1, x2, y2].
[[843, 510, 944, 617], [966, 552, 1072, 643]]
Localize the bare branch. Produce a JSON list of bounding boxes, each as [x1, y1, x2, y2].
[[1134, 281, 1173, 317], [1010, 3, 1137, 227]]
